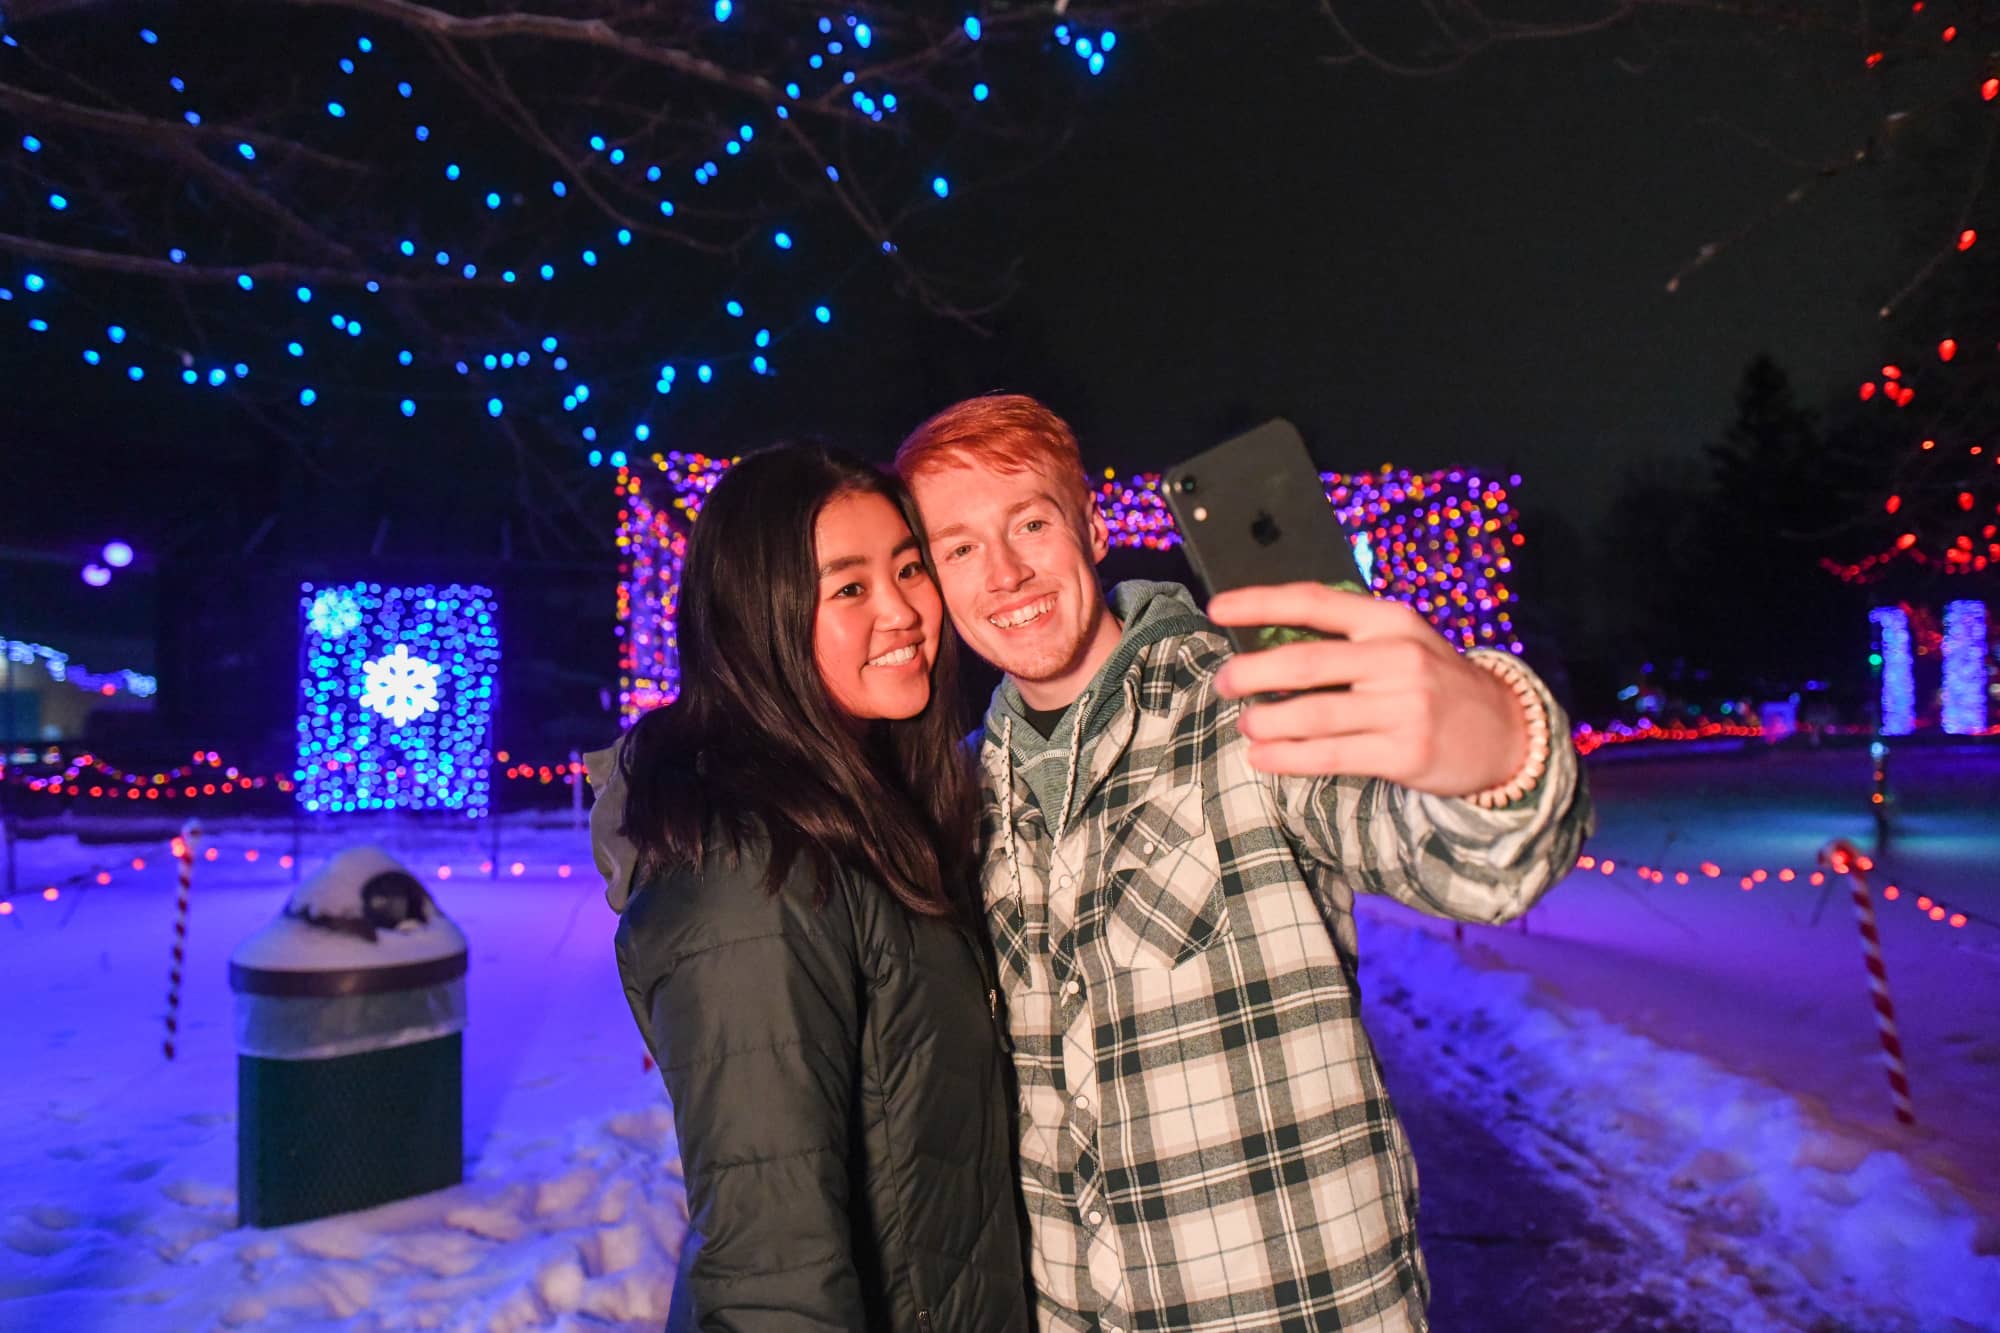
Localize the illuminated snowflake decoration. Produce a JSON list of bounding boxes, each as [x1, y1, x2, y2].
[[308, 588, 364, 638], [358, 644, 442, 726], [295, 581, 499, 815]]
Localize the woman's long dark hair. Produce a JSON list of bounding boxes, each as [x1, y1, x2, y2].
[[618, 442, 978, 918]]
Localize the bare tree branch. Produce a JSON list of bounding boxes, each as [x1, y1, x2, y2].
[[284, 0, 786, 104]]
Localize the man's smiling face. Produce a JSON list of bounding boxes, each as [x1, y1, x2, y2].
[[907, 460, 1119, 710]]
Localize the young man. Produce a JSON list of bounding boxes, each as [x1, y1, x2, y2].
[[896, 395, 1592, 1333]]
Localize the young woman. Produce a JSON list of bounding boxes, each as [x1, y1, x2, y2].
[[592, 442, 1028, 1332]]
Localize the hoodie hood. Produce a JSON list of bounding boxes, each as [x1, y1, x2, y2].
[[584, 738, 641, 913], [984, 579, 1210, 831]]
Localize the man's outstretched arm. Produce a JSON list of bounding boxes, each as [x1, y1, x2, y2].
[[1209, 582, 1593, 922]]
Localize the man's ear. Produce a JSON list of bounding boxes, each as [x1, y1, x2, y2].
[[1086, 495, 1111, 565]]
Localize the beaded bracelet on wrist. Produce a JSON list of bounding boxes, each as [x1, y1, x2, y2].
[[1465, 652, 1551, 810]]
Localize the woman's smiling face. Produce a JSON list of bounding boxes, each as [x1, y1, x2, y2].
[[812, 489, 944, 721]]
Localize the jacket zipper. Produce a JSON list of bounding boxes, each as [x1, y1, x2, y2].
[[917, 1311, 933, 1332]]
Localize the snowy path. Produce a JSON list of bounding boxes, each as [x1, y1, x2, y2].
[[1359, 905, 2000, 1333], [1375, 1007, 1726, 1333]]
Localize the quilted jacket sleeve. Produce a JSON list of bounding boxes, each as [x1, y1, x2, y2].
[[615, 854, 868, 1332]]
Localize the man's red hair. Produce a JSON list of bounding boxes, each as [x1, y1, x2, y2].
[[894, 393, 1092, 526]]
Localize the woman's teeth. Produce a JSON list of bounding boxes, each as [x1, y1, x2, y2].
[[868, 645, 918, 668]]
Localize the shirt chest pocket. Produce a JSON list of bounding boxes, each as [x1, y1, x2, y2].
[[1101, 783, 1230, 971]]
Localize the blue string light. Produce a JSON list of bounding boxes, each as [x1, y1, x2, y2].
[[1941, 600, 1989, 735], [1870, 606, 1915, 736], [8, 12, 1111, 457]]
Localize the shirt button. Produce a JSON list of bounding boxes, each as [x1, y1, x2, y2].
[[1073, 1093, 1090, 1111], [1088, 1210, 1105, 1226], [1063, 979, 1080, 996]]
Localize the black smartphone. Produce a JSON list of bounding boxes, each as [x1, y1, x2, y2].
[[1161, 419, 1372, 656]]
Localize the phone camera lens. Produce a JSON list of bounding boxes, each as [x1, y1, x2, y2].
[[1175, 476, 1197, 494]]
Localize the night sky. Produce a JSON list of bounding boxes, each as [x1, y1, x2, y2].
[[978, 10, 1898, 523], [4, 8, 1913, 543]]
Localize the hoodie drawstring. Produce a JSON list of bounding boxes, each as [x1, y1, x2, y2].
[[1056, 690, 1090, 840]]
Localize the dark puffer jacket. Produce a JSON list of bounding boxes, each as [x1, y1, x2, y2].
[[615, 842, 1030, 1333]]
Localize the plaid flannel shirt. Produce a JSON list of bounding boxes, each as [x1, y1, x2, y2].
[[977, 624, 1591, 1333]]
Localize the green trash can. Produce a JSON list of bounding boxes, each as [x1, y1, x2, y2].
[[229, 845, 468, 1228]]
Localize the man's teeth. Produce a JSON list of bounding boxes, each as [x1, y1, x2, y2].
[[990, 597, 1055, 629], [868, 645, 918, 667]]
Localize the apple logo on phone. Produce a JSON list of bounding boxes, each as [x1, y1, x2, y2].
[[1251, 512, 1282, 547]]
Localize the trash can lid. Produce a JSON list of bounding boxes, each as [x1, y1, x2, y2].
[[230, 845, 467, 997]]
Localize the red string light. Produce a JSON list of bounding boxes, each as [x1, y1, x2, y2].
[[0, 846, 582, 918], [6, 751, 584, 802], [1579, 848, 1979, 934], [1840, 68, 2000, 575], [1571, 720, 1762, 757]]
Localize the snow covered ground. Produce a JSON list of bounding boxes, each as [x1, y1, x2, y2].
[[1, 816, 684, 1332], [1, 743, 1995, 1331], [1361, 740, 2000, 1332]]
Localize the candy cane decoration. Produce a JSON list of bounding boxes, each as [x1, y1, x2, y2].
[[1820, 838, 1915, 1126], [163, 819, 202, 1062]]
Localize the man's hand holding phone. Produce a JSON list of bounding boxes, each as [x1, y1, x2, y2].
[[1209, 582, 1529, 799]]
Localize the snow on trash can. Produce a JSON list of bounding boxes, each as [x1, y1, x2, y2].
[[229, 845, 467, 1228]]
